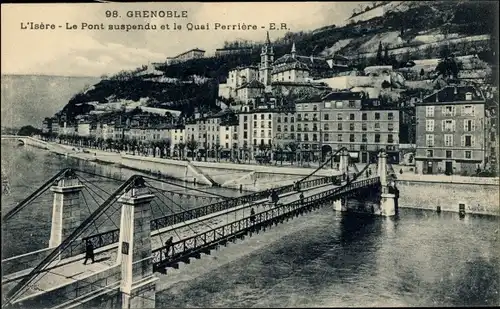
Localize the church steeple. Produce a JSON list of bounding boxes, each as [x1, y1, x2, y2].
[[260, 31, 274, 87], [291, 42, 296, 58]]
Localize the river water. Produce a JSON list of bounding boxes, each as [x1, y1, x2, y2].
[[1, 141, 499, 307]]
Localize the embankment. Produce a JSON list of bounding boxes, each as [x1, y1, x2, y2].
[[397, 174, 499, 216]]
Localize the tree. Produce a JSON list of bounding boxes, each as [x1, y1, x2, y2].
[[376, 41, 383, 64], [383, 45, 389, 64], [17, 125, 41, 136], [177, 142, 186, 159], [186, 139, 198, 160]]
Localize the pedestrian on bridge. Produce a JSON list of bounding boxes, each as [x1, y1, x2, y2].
[[250, 208, 256, 224], [300, 192, 305, 205], [164, 236, 174, 259], [83, 240, 95, 265]]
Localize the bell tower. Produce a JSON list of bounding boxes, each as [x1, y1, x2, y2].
[[260, 31, 274, 86]]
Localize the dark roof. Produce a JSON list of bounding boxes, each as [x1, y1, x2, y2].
[[274, 54, 330, 71], [325, 54, 349, 61], [272, 61, 310, 74], [322, 91, 364, 101], [421, 86, 485, 104], [236, 79, 265, 89]]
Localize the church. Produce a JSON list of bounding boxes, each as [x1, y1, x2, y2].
[[218, 32, 350, 103]]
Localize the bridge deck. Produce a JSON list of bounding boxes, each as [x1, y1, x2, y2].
[[2, 176, 379, 302]]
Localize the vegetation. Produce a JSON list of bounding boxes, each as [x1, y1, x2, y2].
[[17, 125, 41, 136]]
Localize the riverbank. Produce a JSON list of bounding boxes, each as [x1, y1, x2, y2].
[[20, 138, 500, 216]]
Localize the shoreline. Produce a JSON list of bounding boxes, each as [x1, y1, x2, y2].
[[14, 137, 500, 216]]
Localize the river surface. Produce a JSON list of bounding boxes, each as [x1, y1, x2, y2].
[[1, 141, 499, 307]]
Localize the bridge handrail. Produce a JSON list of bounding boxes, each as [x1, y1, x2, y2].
[[69, 175, 338, 254], [151, 176, 380, 266]]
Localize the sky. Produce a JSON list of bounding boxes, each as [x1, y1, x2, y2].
[[1, 2, 358, 77]]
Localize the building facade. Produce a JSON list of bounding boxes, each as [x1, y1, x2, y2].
[[415, 85, 486, 175], [166, 48, 205, 65], [297, 92, 400, 163]]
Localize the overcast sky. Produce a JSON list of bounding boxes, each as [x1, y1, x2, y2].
[[2, 2, 357, 77]]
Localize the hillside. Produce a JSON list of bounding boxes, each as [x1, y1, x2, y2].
[[1, 75, 99, 128], [57, 1, 497, 120]]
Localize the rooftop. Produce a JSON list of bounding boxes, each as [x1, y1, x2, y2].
[[420, 85, 485, 105]]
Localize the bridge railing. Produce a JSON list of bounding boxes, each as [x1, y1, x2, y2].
[[151, 176, 380, 269], [66, 175, 338, 255]]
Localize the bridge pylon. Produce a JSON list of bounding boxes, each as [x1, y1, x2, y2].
[[116, 176, 158, 309], [378, 150, 397, 216], [49, 169, 85, 257]]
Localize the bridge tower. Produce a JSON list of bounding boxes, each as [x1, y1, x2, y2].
[[378, 150, 397, 216], [339, 149, 350, 178], [49, 169, 84, 257], [117, 177, 158, 309]]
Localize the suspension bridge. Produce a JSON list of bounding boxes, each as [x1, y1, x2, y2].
[[1, 148, 399, 309]]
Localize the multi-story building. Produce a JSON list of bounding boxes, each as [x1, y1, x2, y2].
[[76, 121, 91, 137], [415, 85, 487, 175], [297, 91, 400, 163], [166, 48, 205, 65], [215, 47, 254, 57]]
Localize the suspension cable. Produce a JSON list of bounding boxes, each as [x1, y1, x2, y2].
[[2, 168, 70, 221]]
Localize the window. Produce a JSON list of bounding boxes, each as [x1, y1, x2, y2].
[[349, 123, 355, 131], [313, 124, 318, 131], [268, 121, 272, 128], [462, 135, 474, 147], [338, 123, 343, 130], [362, 113, 367, 120], [348, 100, 355, 108], [324, 124, 329, 131], [284, 125, 288, 132], [374, 123, 380, 130], [362, 123, 367, 131], [362, 134, 367, 142], [253, 115, 257, 120], [290, 125, 295, 131], [427, 150, 433, 157], [324, 113, 329, 120], [290, 117, 294, 123], [304, 124, 309, 131], [442, 106, 456, 116], [465, 150, 472, 159], [324, 133, 329, 141], [260, 121, 264, 128], [253, 121, 257, 127], [464, 120, 475, 132], [465, 92, 472, 101], [277, 125, 281, 132], [304, 114, 309, 121], [426, 119, 435, 132], [426, 134, 434, 147], [337, 134, 343, 142], [446, 150, 452, 158], [349, 134, 355, 142], [313, 114, 318, 121], [375, 113, 380, 120], [442, 120, 455, 132], [444, 134, 453, 147], [425, 106, 435, 117], [337, 113, 343, 121], [268, 114, 272, 119], [349, 113, 355, 120], [313, 134, 317, 141], [388, 134, 394, 143], [462, 105, 475, 116], [388, 112, 394, 120], [375, 134, 381, 143], [313, 105, 318, 111], [284, 117, 288, 122], [244, 123, 248, 130], [243, 132, 248, 138], [297, 124, 302, 131], [324, 102, 331, 108], [388, 123, 394, 131], [335, 101, 343, 108], [260, 114, 264, 120], [277, 117, 281, 123], [244, 116, 248, 121], [297, 114, 302, 121], [304, 134, 309, 141]]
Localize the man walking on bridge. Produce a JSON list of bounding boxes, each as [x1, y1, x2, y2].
[[164, 236, 174, 259], [83, 240, 95, 265]]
